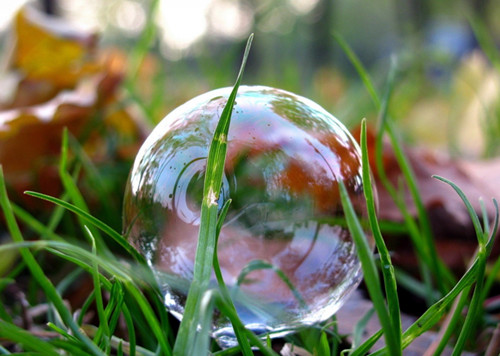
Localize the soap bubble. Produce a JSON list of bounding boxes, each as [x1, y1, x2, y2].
[[123, 86, 373, 346]]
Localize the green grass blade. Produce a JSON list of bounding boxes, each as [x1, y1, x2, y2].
[[24, 191, 145, 264], [432, 176, 498, 355], [338, 180, 401, 356], [58, 129, 109, 255], [468, 15, 500, 74], [432, 176, 484, 242], [431, 285, 471, 356], [375, 62, 451, 296], [213, 200, 254, 355], [0, 321, 59, 355], [214, 297, 277, 356], [316, 331, 331, 356], [0, 167, 105, 356], [352, 308, 375, 349], [11, 204, 63, 241], [360, 119, 402, 349], [192, 289, 217, 355], [46, 322, 79, 342], [350, 329, 383, 356], [335, 33, 451, 296], [172, 33, 253, 356], [85, 227, 111, 352], [332, 32, 380, 108]]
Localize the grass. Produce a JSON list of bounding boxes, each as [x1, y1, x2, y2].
[[1, 15, 500, 356]]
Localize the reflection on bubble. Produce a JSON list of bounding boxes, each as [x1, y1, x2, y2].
[[123, 86, 374, 347]]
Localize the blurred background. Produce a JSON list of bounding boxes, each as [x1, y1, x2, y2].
[[1, 0, 499, 157]]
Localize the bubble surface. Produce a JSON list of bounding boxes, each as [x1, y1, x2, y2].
[[123, 86, 373, 346]]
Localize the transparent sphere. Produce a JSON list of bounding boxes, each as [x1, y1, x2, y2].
[[123, 86, 373, 346]]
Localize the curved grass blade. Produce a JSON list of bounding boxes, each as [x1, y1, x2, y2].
[[236, 259, 307, 309], [370, 196, 498, 355], [432, 176, 499, 355], [0, 321, 59, 356], [24, 191, 145, 264], [172, 33, 253, 356], [338, 180, 401, 356]]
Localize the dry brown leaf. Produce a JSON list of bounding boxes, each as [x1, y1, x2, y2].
[[0, 6, 148, 208]]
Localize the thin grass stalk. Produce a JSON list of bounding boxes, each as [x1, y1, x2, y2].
[[172, 34, 253, 355], [334, 31, 450, 298], [332, 32, 380, 108], [338, 181, 401, 356], [339, 32, 455, 295], [0, 167, 105, 356], [11, 204, 63, 241], [86, 227, 111, 352], [59, 129, 108, 253], [424, 285, 471, 356], [214, 297, 277, 356], [375, 61, 449, 298], [0, 321, 59, 356], [351, 308, 375, 350], [127, 0, 161, 86], [212, 200, 254, 355], [350, 328, 383, 356], [123, 282, 172, 356], [360, 119, 402, 349]]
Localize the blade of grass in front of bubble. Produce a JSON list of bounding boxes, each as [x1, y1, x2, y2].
[[172, 34, 253, 356], [338, 180, 401, 356], [213, 199, 254, 355], [0, 167, 105, 356], [24, 191, 145, 264], [214, 297, 278, 356], [360, 119, 402, 348], [191, 289, 216, 356]]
